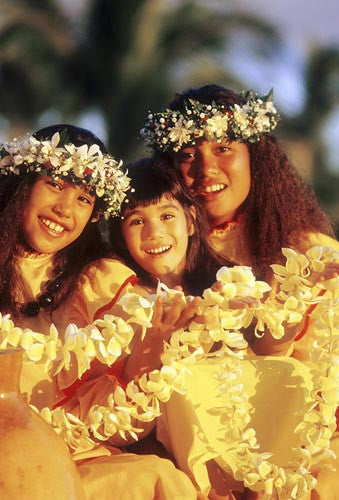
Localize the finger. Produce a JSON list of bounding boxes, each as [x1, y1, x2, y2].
[[150, 296, 164, 328], [211, 281, 223, 292], [175, 296, 202, 329], [192, 314, 209, 324], [162, 294, 184, 325]]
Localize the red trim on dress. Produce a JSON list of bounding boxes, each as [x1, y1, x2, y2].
[[54, 273, 137, 409], [93, 274, 138, 321], [209, 219, 240, 235]]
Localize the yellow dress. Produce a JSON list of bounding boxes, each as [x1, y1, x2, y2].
[[13, 252, 199, 500], [208, 223, 339, 499]]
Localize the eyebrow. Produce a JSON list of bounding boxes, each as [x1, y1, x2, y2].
[[123, 202, 181, 219]]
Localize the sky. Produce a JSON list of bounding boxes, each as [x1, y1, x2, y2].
[[225, 0, 339, 173], [234, 0, 339, 48], [225, 0, 339, 110]]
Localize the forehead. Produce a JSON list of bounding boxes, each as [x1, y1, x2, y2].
[[180, 136, 233, 150], [124, 195, 183, 215]]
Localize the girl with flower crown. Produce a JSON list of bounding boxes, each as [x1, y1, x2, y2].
[[0, 124, 199, 500], [107, 158, 336, 500], [141, 86, 339, 499]]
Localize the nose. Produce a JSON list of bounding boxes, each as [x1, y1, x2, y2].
[[52, 191, 73, 218], [194, 147, 218, 179], [143, 219, 165, 240]]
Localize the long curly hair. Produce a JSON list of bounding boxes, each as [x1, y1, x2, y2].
[[0, 124, 112, 317], [108, 158, 229, 295], [158, 85, 335, 278]]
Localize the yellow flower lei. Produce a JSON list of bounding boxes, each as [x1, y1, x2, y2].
[[1, 245, 338, 499]]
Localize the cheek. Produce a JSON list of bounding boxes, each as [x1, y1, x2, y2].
[[179, 166, 194, 187], [122, 227, 139, 256]]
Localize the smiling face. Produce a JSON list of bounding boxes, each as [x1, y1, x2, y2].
[[121, 195, 195, 288], [22, 176, 95, 254], [173, 138, 251, 227]]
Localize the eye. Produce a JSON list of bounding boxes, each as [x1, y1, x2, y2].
[[217, 145, 230, 153], [46, 179, 62, 190], [176, 151, 195, 162], [161, 213, 174, 221], [129, 217, 144, 226], [78, 195, 94, 205]]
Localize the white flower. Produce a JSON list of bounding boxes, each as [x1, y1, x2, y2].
[[205, 114, 229, 138]]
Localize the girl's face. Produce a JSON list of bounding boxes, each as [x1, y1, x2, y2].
[[173, 138, 251, 227], [22, 176, 95, 254], [121, 195, 195, 288]]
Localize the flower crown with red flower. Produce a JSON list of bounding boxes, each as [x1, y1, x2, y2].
[[141, 89, 280, 152], [0, 131, 130, 218]]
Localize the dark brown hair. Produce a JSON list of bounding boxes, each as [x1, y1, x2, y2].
[[158, 85, 335, 278], [108, 158, 230, 295], [0, 124, 112, 316]]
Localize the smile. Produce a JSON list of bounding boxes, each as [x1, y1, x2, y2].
[[39, 217, 66, 234], [199, 183, 226, 194], [145, 245, 172, 255]]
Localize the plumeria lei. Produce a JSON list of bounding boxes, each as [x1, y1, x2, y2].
[[0, 132, 131, 218], [1, 245, 338, 498], [141, 90, 279, 152]]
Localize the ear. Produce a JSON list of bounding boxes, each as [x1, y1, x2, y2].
[[187, 206, 196, 236], [90, 214, 101, 223]]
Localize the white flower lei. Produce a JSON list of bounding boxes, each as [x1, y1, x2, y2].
[[0, 132, 131, 218], [141, 90, 279, 152], [1, 246, 338, 499]]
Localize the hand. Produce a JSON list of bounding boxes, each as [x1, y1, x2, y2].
[[228, 296, 261, 309], [149, 294, 202, 343], [122, 294, 202, 381], [209, 281, 261, 310], [309, 261, 339, 284]]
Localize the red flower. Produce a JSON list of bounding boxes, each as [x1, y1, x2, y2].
[[44, 161, 53, 170], [85, 167, 93, 176]]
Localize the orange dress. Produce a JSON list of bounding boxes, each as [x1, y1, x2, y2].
[[12, 252, 198, 500]]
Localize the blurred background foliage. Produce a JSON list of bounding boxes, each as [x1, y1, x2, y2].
[[0, 0, 338, 232]]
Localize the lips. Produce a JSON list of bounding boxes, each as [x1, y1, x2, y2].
[[194, 183, 227, 197], [39, 217, 67, 235]]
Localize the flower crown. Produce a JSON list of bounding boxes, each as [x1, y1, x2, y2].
[[141, 89, 280, 152], [0, 131, 131, 218]]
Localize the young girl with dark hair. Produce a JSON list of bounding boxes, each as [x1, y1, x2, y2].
[[0, 125, 199, 500], [109, 157, 229, 296], [141, 86, 339, 499]]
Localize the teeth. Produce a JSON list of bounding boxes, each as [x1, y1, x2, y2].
[[145, 245, 171, 255], [203, 184, 226, 194], [40, 218, 65, 234]]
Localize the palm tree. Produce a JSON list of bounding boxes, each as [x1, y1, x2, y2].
[[0, 0, 75, 134], [0, 0, 281, 159]]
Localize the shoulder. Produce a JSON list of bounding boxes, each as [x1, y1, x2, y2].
[[85, 258, 137, 283], [82, 258, 138, 303], [69, 258, 137, 325]]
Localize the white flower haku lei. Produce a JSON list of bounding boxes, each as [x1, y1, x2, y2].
[[1, 246, 338, 498], [0, 132, 131, 218], [141, 89, 280, 152]]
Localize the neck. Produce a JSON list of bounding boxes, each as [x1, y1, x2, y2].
[[153, 272, 184, 291]]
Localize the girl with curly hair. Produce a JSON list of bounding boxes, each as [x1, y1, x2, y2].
[[141, 84, 339, 499], [0, 124, 199, 500]]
